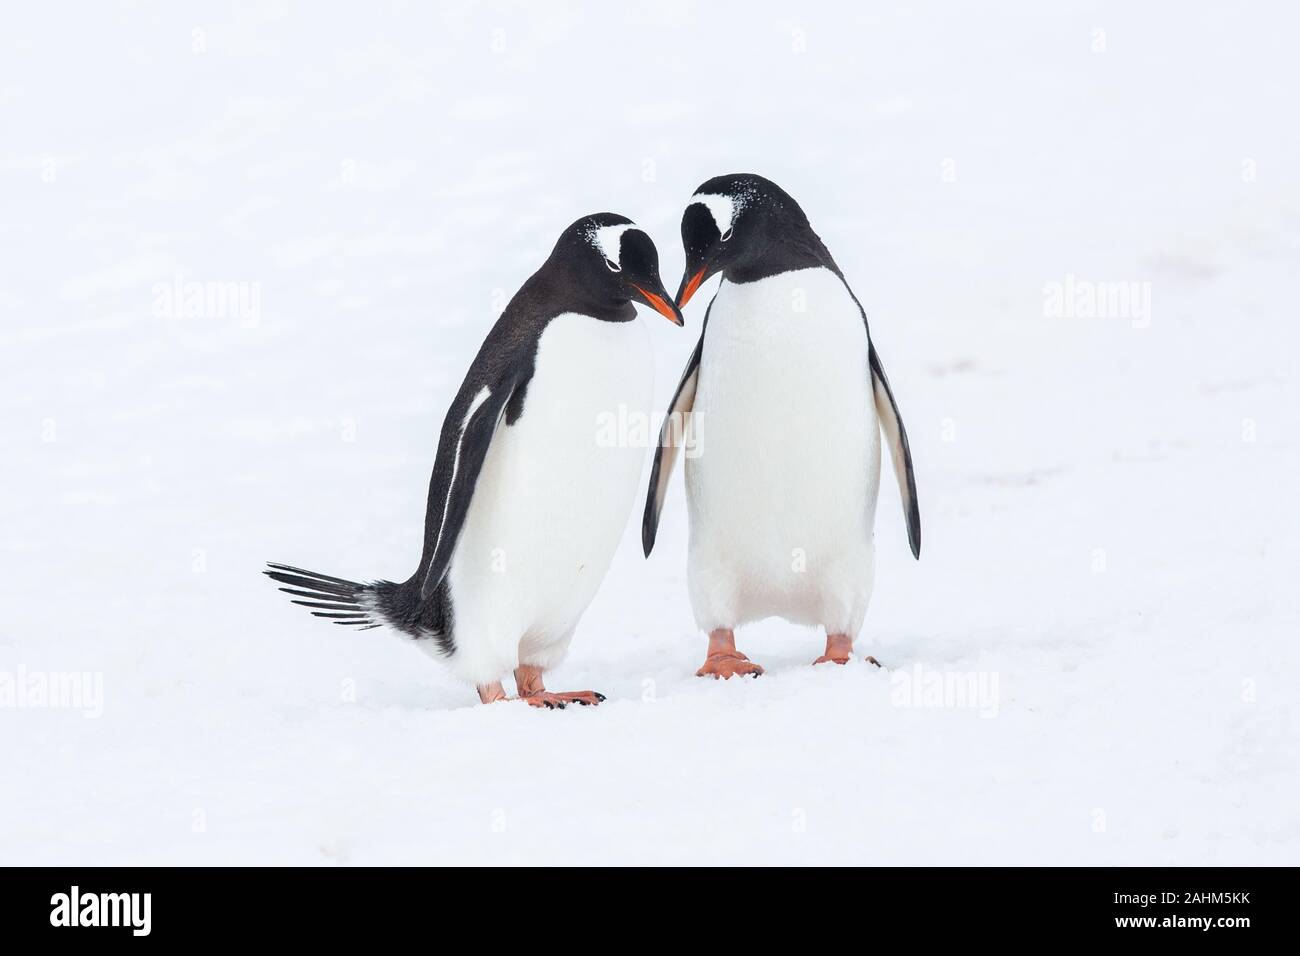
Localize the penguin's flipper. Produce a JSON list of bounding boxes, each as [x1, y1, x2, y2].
[[870, 343, 921, 559], [418, 353, 532, 600], [641, 333, 703, 556]]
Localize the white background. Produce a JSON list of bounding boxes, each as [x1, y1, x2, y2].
[[1, 1, 1296, 864]]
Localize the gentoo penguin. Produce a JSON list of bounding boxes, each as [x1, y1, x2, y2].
[[642, 174, 920, 677], [267, 213, 683, 707]]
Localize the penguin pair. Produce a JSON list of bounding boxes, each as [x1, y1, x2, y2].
[[267, 175, 919, 706]]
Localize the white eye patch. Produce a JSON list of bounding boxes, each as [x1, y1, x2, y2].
[[588, 222, 637, 269], [692, 193, 739, 237]]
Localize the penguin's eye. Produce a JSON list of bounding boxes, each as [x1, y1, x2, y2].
[[604, 257, 621, 273], [720, 227, 734, 243]]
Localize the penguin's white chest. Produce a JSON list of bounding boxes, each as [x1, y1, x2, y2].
[[685, 267, 880, 634], [446, 313, 652, 679]]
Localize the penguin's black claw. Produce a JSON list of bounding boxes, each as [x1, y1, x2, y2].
[[595, 692, 607, 702]]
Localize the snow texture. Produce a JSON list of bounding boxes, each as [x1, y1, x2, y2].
[[1, 1, 1297, 865]]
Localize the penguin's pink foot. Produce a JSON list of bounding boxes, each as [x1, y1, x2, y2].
[[511, 666, 605, 708], [552, 690, 605, 706], [477, 682, 509, 704], [812, 653, 850, 665], [518, 690, 605, 708], [696, 653, 764, 679], [514, 664, 547, 697], [813, 633, 854, 666], [696, 629, 764, 679]]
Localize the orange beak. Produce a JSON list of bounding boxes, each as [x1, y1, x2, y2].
[[676, 268, 707, 308], [632, 284, 685, 326]]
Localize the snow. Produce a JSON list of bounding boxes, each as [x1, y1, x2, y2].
[[2, 1, 1297, 865]]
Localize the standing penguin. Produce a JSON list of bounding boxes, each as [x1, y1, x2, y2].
[[268, 214, 683, 706], [642, 175, 920, 677]]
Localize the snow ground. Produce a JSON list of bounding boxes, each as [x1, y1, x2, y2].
[[1, 2, 1297, 865]]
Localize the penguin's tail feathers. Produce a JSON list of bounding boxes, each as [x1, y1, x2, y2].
[[263, 562, 390, 631]]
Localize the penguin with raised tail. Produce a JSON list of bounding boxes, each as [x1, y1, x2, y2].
[[268, 213, 683, 707], [642, 174, 920, 678]]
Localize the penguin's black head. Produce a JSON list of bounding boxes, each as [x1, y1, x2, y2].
[[675, 173, 815, 307], [554, 213, 684, 326]]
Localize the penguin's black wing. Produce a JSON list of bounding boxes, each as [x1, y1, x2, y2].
[[835, 275, 921, 560], [641, 300, 711, 556], [869, 342, 921, 559], [418, 331, 537, 600]]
